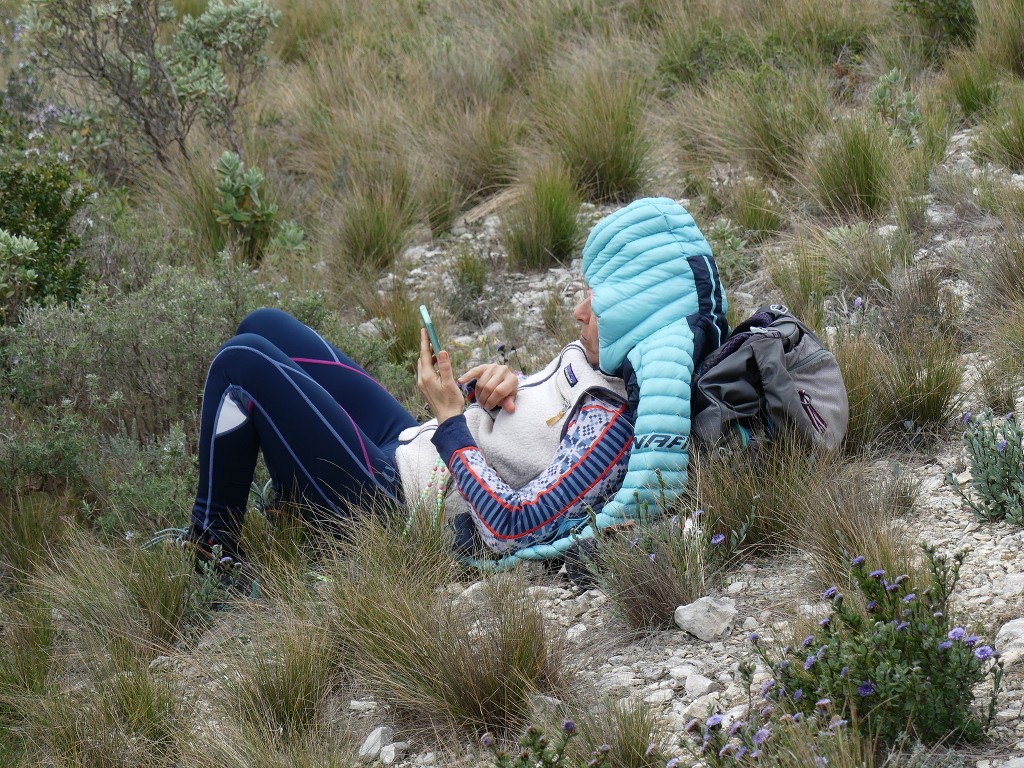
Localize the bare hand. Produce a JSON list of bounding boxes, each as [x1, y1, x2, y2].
[[416, 329, 465, 423], [460, 362, 518, 413]]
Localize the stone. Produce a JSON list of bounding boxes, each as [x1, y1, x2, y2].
[[682, 692, 721, 719], [726, 581, 747, 595], [995, 618, 1024, 668], [358, 726, 394, 762], [349, 699, 378, 712], [994, 574, 1024, 597], [742, 617, 759, 630], [998, 759, 1024, 768], [566, 623, 587, 642], [380, 742, 410, 764], [685, 674, 720, 699], [644, 688, 675, 705], [674, 597, 738, 641]]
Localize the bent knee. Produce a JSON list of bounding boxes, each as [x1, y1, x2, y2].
[[236, 307, 292, 337]]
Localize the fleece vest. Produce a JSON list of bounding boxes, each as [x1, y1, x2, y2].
[[393, 343, 626, 518]]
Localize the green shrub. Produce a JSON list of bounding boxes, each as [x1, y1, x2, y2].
[[2, 262, 269, 439], [868, 69, 922, 146], [896, 0, 977, 58], [364, 283, 424, 367], [26, 0, 279, 165], [705, 219, 756, 286], [0, 405, 90, 495], [656, 21, 759, 89], [949, 410, 1024, 524], [0, 158, 91, 324], [504, 162, 582, 269], [760, 548, 1001, 745], [810, 118, 894, 218], [543, 66, 650, 203]]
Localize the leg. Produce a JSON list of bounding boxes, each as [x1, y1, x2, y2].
[[190, 332, 411, 553], [236, 308, 417, 453]]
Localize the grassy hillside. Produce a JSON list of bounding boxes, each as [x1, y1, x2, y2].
[[0, 0, 1022, 764]]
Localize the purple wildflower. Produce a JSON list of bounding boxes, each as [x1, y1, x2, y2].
[[751, 752, 762, 759], [705, 714, 724, 730], [999, 438, 1008, 453], [718, 744, 735, 758], [903, 593, 916, 602], [896, 621, 909, 631], [840, 666, 849, 677], [948, 627, 966, 640], [867, 600, 877, 611], [747, 632, 761, 642], [629, 537, 639, 550], [759, 679, 775, 696], [894, 574, 910, 585], [793, 712, 803, 722], [815, 757, 829, 767], [710, 533, 725, 545], [481, 733, 495, 748], [804, 656, 816, 670], [886, 582, 900, 592], [684, 718, 700, 733], [729, 719, 745, 736], [760, 705, 774, 718], [965, 635, 981, 646], [858, 680, 875, 696], [853, 296, 863, 310], [563, 720, 577, 734], [793, 689, 804, 702], [851, 555, 865, 566], [819, 617, 831, 628], [753, 727, 771, 746], [822, 586, 839, 600], [869, 569, 885, 579], [802, 635, 815, 648], [975, 645, 994, 660], [737, 746, 748, 759], [828, 717, 848, 731], [939, 640, 953, 650], [816, 698, 832, 709], [666, 760, 680, 768], [963, 411, 972, 425], [648, 552, 656, 562]]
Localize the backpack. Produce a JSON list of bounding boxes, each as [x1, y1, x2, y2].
[[690, 304, 849, 450]]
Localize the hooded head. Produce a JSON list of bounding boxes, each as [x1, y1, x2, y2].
[[582, 197, 727, 374]]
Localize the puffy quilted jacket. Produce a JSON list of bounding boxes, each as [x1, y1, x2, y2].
[[470, 197, 727, 570], [582, 197, 728, 530]]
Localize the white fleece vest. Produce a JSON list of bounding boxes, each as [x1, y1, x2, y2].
[[394, 343, 626, 518]]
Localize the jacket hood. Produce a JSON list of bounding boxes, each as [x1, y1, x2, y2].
[[582, 197, 725, 375]]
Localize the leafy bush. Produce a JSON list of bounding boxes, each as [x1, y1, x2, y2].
[[758, 548, 1001, 745], [705, 219, 755, 287], [0, 158, 91, 323], [25, 0, 279, 165], [504, 161, 582, 269], [896, 0, 976, 58], [1, 262, 270, 439], [949, 410, 1024, 524], [868, 69, 922, 146]]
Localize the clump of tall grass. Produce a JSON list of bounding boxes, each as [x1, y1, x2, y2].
[[766, 235, 839, 331], [944, 50, 1000, 122], [540, 62, 651, 203], [976, 293, 1024, 407], [504, 161, 582, 269], [966, 225, 1024, 306], [322, 514, 570, 736], [975, 93, 1024, 172], [656, 17, 759, 89], [34, 534, 199, 664], [808, 117, 896, 218], [21, 662, 186, 768], [330, 165, 418, 273], [0, 491, 72, 587], [593, 511, 711, 630], [726, 179, 784, 243], [224, 605, 348, 748], [441, 100, 524, 205], [447, 245, 492, 325], [365, 282, 431, 367], [0, 594, 56, 729], [684, 435, 842, 559], [567, 699, 670, 768], [678, 67, 830, 180], [975, 0, 1024, 77], [418, 173, 464, 238], [828, 223, 911, 298], [796, 463, 920, 590]]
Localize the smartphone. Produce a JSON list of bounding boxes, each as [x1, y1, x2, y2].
[[418, 304, 442, 355]]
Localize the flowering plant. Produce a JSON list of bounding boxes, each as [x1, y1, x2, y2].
[[483, 721, 610, 768], [757, 547, 1002, 745], [948, 410, 1024, 524]]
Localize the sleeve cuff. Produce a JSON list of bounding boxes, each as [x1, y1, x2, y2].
[[430, 414, 476, 463]]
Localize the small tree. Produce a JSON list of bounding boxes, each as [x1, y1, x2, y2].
[[23, 0, 279, 167]]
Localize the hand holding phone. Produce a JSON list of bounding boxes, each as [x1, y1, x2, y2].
[[419, 304, 442, 356]]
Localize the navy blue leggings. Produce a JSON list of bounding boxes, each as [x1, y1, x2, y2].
[[191, 308, 419, 546]]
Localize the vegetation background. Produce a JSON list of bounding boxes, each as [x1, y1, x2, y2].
[[1, 0, 1024, 765]]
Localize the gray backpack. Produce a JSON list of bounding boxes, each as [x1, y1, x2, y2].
[[691, 304, 849, 450]]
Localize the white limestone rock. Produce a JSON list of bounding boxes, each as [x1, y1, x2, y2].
[[674, 597, 738, 641]]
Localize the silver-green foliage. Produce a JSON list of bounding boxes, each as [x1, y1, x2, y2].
[[24, 0, 279, 166], [0, 230, 40, 324], [949, 410, 1024, 524], [869, 69, 922, 146]]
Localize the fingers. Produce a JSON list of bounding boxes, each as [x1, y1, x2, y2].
[[475, 365, 518, 412]]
